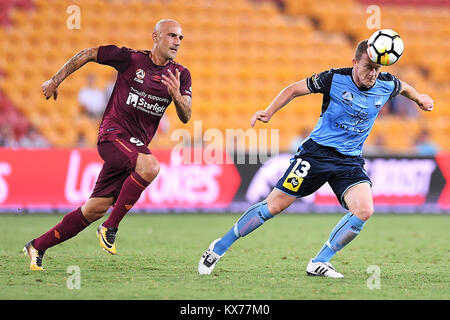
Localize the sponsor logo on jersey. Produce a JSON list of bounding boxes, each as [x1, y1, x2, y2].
[[126, 91, 168, 116], [352, 107, 369, 126], [130, 86, 170, 103], [126, 92, 139, 107]]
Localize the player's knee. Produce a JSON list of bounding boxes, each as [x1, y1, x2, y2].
[[266, 197, 290, 215], [136, 157, 160, 182], [266, 189, 296, 215], [353, 204, 374, 221], [82, 206, 108, 223], [267, 202, 284, 215]]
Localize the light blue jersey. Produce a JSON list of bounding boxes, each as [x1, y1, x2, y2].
[[305, 68, 402, 156]]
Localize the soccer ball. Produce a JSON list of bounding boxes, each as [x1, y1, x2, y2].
[[367, 29, 404, 66]]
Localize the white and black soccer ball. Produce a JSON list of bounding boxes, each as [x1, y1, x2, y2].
[[367, 29, 404, 66]]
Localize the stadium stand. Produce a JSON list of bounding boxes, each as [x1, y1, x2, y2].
[[0, 0, 448, 152]]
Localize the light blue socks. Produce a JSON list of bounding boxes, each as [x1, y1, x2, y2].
[[313, 212, 366, 263], [212, 206, 365, 262], [213, 200, 273, 256]]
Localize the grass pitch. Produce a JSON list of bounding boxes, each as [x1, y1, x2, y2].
[[0, 213, 449, 300]]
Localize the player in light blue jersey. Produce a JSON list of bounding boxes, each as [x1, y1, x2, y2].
[[198, 40, 434, 278]]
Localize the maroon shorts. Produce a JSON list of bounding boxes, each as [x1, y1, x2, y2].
[[90, 132, 151, 203]]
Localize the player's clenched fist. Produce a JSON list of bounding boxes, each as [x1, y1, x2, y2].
[[417, 94, 433, 112], [42, 79, 58, 100], [251, 110, 271, 127]]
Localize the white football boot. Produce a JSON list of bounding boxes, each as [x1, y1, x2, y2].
[[306, 259, 344, 278], [198, 238, 224, 275]]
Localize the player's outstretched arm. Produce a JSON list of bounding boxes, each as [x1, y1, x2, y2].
[[251, 79, 311, 127], [41, 47, 99, 100], [400, 80, 433, 112], [161, 69, 191, 123]]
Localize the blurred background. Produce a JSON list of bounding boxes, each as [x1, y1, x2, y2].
[[0, 0, 449, 213], [0, 0, 449, 154]]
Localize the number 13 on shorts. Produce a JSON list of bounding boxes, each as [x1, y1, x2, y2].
[[282, 158, 311, 192]]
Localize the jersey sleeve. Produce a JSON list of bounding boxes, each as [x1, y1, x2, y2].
[[378, 72, 402, 99], [97, 45, 132, 73], [306, 69, 334, 94], [390, 74, 402, 99], [179, 68, 192, 97]]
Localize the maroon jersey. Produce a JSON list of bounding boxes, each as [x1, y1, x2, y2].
[[96, 45, 192, 146]]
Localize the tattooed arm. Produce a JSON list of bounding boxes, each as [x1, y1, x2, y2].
[[42, 47, 98, 100], [161, 69, 192, 123]]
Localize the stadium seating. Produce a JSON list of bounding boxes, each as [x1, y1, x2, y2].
[[0, 0, 448, 153]]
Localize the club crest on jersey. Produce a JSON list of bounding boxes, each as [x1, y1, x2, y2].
[[374, 95, 383, 108], [134, 69, 145, 83], [342, 91, 354, 106]]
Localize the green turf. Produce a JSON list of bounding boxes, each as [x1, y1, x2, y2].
[[0, 213, 448, 300]]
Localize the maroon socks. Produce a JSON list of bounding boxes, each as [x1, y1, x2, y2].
[[102, 172, 150, 229], [32, 172, 149, 253], [33, 207, 90, 253]]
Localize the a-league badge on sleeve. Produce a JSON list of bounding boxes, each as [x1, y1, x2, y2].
[[282, 173, 303, 192]]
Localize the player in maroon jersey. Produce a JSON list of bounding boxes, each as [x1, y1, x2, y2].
[[23, 19, 192, 270]]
